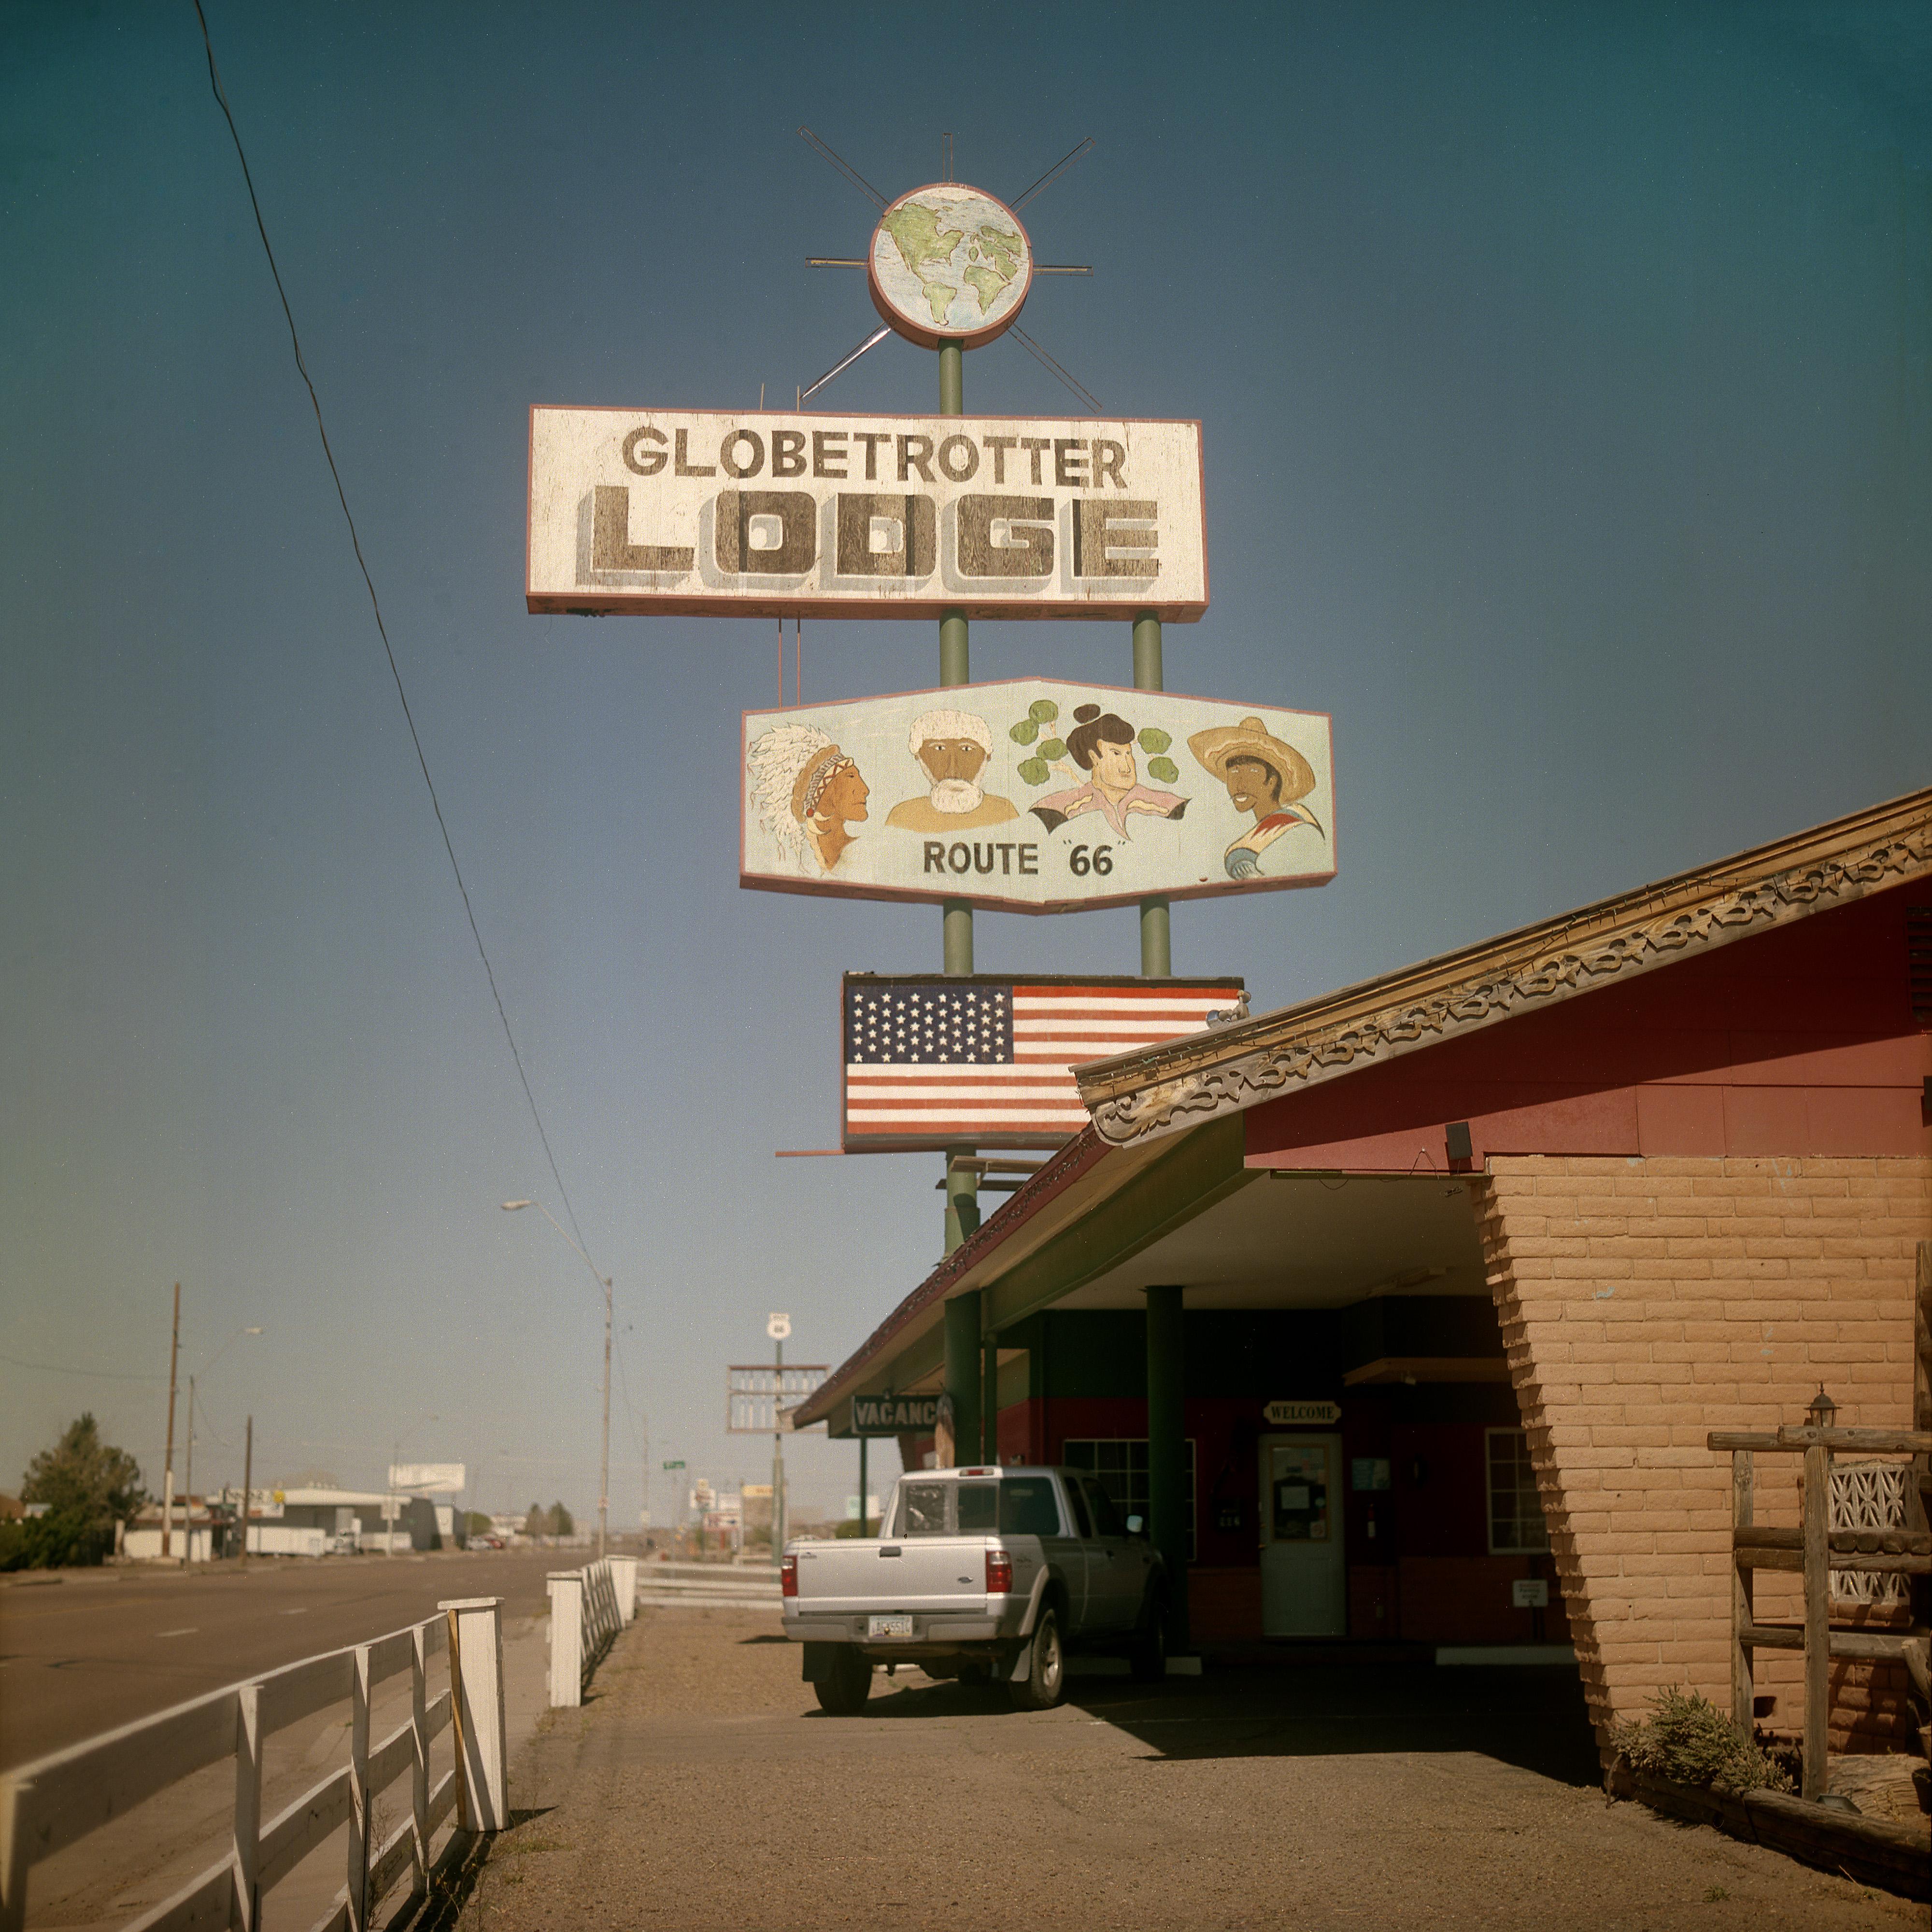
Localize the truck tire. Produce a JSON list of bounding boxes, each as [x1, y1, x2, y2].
[[1008, 1606, 1066, 1711], [813, 1647, 873, 1716], [1129, 1590, 1169, 1682]]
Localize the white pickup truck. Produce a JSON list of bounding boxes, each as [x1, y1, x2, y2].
[[781, 1463, 1169, 1713]]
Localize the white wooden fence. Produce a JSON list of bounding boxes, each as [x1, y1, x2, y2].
[[546, 1557, 632, 1707], [0, 1596, 507, 1932]]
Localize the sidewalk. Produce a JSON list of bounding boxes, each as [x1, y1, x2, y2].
[[465, 1609, 1921, 1932]]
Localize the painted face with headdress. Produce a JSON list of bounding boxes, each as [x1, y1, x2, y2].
[[748, 724, 869, 873]]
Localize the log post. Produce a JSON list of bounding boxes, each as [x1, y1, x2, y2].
[[1731, 1449, 1754, 1730], [1802, 1440, 1830, 1801]]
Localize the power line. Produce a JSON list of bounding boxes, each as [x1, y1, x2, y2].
[[187, 3, 600, 1269], [0, 1350, 166, 1382]]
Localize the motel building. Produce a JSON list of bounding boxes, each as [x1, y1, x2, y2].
[[793, 788, 1931, 1763]]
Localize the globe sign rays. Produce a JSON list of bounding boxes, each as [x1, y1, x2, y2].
[[797, 130, 1099, 411]]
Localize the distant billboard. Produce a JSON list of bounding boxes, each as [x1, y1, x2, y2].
[[743, 680, 1334, 911], [388, 1463, 465, 1493], [527, 409, 1206, 621]]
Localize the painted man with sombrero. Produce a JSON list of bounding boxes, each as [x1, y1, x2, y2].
[[1185, 715, 1325, 880]]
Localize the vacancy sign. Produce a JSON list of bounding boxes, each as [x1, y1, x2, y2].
[[526, 408, 1207, 620]]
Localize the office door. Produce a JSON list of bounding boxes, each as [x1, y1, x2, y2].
[[1259, 1434, 1345, 1636]]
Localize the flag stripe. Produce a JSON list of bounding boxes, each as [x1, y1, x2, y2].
[[844, 978, 1236, 1144]]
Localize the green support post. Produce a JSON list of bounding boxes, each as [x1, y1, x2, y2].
[[943, 1291, 982, 1466], [1133, 611, 1171, 978], [1145, 1283, 1189, 1650], [858, 1434, 868, 1536], [982, 1335, 999, 1466], [939, 341, 976, 1243]]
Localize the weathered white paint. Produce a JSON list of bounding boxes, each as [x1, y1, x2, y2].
[[0, 1608, 479, 1932], [742, 679, 1334, 911], [527, 409, 1207, 620], [438, 1597, 508, 1832]]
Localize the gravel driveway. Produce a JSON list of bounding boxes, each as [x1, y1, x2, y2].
[[460, 1608, 1919, 1932]]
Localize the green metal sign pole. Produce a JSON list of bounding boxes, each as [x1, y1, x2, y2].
[[858, 1433, 867, 1534], [1134, 611, 1170, 978], [771, 1335, 785, 1559], [939, 339, 978, 1259]]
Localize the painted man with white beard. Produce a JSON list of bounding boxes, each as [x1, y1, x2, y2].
[[882, 708, 1019, 833]]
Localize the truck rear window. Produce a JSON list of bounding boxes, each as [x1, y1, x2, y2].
[[894, 1478, 1064, 1536]]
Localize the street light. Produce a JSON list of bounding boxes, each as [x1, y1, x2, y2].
[[181, 1326, 264, 1564], [502, 1199, 613, 1559]]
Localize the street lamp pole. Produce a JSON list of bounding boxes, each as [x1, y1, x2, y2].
[[502, 1199, 612, 1559]]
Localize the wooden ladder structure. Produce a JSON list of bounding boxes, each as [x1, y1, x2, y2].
[[1708, 1240, 1932, 1800]]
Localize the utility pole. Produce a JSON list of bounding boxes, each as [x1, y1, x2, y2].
[[599, 1274, 612, 1559], [771, 1331, 786, 1561], [183, 1374, 196, 1563], [239, 1415, 254, 1566], [161, 1282, 181, 1560]]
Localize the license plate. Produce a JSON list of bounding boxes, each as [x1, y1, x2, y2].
[[867, 1613, 914, 1638]]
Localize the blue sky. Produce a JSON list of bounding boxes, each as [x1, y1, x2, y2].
[[3, 2, 1927, 1523]]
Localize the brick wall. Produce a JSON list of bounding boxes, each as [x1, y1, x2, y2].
[[1472, 1153, 1928, 1760]]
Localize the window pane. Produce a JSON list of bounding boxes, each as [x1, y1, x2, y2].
[[1065, 1479, 1093, 1538], [1084, 1479, 1125, 1538], [956, 1483, 998, 1533], [999, 1478, 1061, 1536], [898, 1481, 951, 1536]]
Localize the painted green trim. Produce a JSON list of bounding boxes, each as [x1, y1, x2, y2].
[[983, 1115, 1254, 1335]]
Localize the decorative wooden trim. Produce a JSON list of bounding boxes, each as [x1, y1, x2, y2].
[[1082, 791, 1932, 1148]]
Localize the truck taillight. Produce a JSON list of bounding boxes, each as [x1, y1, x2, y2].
[[781, 1554, 797, 1598], [985, 1549, 1012, 1595]]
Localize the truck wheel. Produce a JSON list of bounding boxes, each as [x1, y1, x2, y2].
[[1009, 1607, 1065, 1711], [1130, 1591, 1169, 1682], [813, 1648, 873, 1716]]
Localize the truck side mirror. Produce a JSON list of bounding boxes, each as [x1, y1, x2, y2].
[[1125, 1514, 1146, 1536]]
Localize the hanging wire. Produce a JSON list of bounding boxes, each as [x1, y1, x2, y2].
[[1009, 324, 1104, 413], [797, 127, 887, 209], [189, 2, 603, 1272]]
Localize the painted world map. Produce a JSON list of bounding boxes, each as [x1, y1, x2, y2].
[[872, 185, 1030, 334]]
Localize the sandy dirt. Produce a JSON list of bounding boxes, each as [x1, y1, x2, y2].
[[460, 1608, 1921, 1932]]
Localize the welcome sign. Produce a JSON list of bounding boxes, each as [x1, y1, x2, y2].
[[742, 679, 1335, 911], [527, 408, 1207, 620]]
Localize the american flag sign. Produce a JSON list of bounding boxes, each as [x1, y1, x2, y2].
[[842, 974, 1243, 1151]]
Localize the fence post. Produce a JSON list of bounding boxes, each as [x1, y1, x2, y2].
[[1730, 1449, 1753, 1731], [1801, 1439, 1830, 1801], [348, 1643, 372, 1931], [439, 1598, 508, 1832], [409, 1624, 429, 1890], [232, 1681, 262, 1932], [1, 1776, 33, 1932], [612, 1554, 638, 1626], [548, 1572, 584, 1708]]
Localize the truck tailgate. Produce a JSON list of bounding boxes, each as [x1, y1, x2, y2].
[[795, 1537, 988, 1614]]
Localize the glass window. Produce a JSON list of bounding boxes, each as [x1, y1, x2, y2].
[[1486, 1429, 1549, 1555], [1083, 1479, 1125, 1539], [1064, 1478, 1093, 1538], [896, 1481, 951, 1537], [998, 1478, 1062, 1536], [956, 1483, 998, 1533], [1063, 1438, 1197, 1558]]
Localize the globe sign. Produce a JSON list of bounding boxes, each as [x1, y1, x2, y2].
[[867, 182, 1034, 351]]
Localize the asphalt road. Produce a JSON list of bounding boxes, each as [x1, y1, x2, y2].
[[470, 1610, 1922, 1932], [0, 1546, 565, 1767]]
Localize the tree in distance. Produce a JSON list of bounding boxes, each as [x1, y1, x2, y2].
[[464, 1510, 492, 1536], [2, 1413, 147, 1570], [550, 1499, 574, 1537]]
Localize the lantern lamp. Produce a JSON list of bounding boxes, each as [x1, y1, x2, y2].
[[1803, 1385, 1837, 1431]]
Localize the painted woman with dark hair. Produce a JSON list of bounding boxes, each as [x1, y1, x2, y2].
[[1030, 704, 1187, 838]]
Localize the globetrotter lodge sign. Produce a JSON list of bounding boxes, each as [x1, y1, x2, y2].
[[526, 408, 1206, 620], [743, 680, 1335, 911]]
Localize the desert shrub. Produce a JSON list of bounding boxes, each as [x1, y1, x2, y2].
[[1614, 1686, 1793, 1794]]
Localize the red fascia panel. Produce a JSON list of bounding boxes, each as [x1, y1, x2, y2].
[[1245, 881, 1932, 1170]]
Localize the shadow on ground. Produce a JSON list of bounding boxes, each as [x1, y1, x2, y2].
[[850, 1659, 1601, 1786]]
